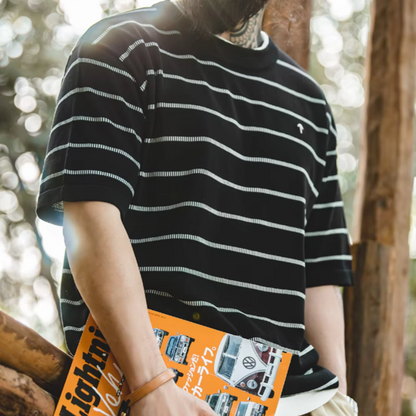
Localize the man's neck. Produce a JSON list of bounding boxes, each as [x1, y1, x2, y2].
[[221, 7, 266, 49], [174, 0, 266, 50]]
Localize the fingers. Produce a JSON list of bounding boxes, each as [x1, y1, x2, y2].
[[201, 409, 217, 416]]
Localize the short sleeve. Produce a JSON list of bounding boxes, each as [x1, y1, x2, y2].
[[304, 110, 354, 288], [36, 36, 145, 226]]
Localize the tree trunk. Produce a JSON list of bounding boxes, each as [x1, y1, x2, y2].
[[0, 364, 55, 416], [0, 310, 71, 399], [262, 0, 312, 70], [344, 0, 416, 414]]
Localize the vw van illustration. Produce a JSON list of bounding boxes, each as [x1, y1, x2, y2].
[[205, 391, 238, 416], [214, 334, 282, 401], [153, 328, 169, 349], [164, 333, 195, 365], [235, 402, 268, 416]]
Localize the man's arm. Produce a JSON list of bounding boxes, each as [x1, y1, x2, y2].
[[304, 285, 347, 395], [63, 201, 216, 416]]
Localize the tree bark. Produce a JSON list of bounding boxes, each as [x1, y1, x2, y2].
[[0, 310, 71, 399], [0, 364, 55, 416], [344, 0, 416, 414], [262, 0, 312, 70], [344, 242, 391, 407]]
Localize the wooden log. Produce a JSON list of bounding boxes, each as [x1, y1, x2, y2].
[[344, 0, 416, 414], [0, 310, 71, 398], [0, 364, 55, 416], [262, 0, 312, 70]]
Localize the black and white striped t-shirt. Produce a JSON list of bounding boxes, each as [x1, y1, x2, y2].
[[36, 0, 353, 407]]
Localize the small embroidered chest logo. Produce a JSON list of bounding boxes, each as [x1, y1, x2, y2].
[[297, 123, 304, 134]]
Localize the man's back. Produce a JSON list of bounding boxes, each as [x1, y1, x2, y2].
[[36, 0, 353, 409]]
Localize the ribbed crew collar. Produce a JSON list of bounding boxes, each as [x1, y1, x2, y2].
[[215, 30, 269, 51]]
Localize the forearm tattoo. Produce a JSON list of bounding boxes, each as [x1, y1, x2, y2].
[[229, 7, 266, 49]]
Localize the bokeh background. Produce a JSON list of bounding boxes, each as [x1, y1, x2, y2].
[[0, 0, 415, 413]]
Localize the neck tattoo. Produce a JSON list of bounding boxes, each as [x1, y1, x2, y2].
[[229, 7, 266, 49]]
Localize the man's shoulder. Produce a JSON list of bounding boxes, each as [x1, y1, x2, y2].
[[276, 48, 328, 108], [73, 1, 177, 56]]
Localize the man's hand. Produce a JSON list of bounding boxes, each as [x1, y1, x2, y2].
[[305, 285, 348, 395], [130, 381, 217, 416]]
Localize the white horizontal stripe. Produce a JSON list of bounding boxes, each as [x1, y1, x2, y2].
[[312, 376, 339, 392], [152, 72, 328, 135], [326, 150, 337, 156], [127, 42, 327, 105], [62, 268, 72, 274], [312, 201, 344, 209], [322, 175, 339, 182], [131, 233, 305, 267], [326, 112, 338, 138], [146, 69, 164, 76], [120, 40, 162, 61], [146, 289, 305, 330], [51, 116, 142, 143], [131, 22, 181, 35], [139, 266, 305, 299], [299, 344, 314, 357], [60, 298, 85, 306], [147, 103, 325, 166], [41, 169, 135, 195], [63, 58, 136, 83], [119, 28, 181, 61], [305, 255, 352, 263], [276, 59, 322, 90], [145, 136, 318, 196], [92, 16, 176, 45], [129, 200, 304, 235], [64, 325, 86, 332], [305, 228, 348, 237], [56, 87, 144, 114], [119, 38, 145, 61], [140, 79, 148, 91], [45, 143, 141, 169], [139, 169, 306, 203]]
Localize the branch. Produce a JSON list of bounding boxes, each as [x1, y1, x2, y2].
[[0, 364, 55, 416], [0, 309, 71, 398]]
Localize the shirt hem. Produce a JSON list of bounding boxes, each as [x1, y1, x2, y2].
[[306, 269, 354, 288]]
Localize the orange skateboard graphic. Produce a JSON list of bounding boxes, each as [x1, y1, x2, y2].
[[54, 310, 292, 416]]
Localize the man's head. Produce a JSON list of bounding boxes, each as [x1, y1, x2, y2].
[[177, 0, 269, 37]]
